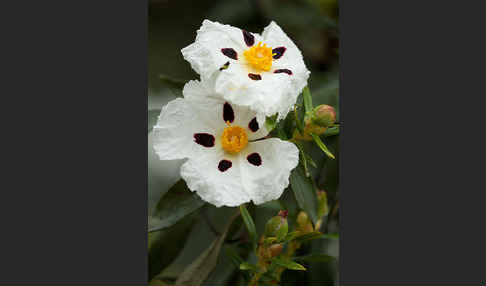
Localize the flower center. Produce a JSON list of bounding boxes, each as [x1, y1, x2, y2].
[[243, 42, 274, 71], [221, 123, 248, 154]]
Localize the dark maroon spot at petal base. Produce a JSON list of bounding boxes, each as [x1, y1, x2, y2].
[[194, 133, 215, 147], [221, 48, 237, 60], [247, 153, 262, 166], [272, 47, 286, 59], [242, 30, 255, 46], [248, 73, 262, 80], [223, 102, 235, 123], [248, 117, 259, 132], [274, 69, 292, 75], [218, 159, 232, 172]]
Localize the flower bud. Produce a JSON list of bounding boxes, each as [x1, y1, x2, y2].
[[296, 211, 309, 227], [311, 105, 336, 128], [268, 243, 283, 257], [264, 210, 288, 241], [317, 190, 329, 218]]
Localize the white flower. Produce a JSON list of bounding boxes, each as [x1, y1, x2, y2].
[[152, 78, 299, 207], [181, 20, 310, 120]]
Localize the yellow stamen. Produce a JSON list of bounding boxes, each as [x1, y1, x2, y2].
[[243, 41, 273, 71], [221, 123, 248, 154]]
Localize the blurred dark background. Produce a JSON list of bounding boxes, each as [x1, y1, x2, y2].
[[148, 1, 339, 285]]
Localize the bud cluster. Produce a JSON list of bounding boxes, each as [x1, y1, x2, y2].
[[293, 104, 336, 141]]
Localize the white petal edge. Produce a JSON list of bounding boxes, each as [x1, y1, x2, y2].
[[263, 21, 311, 117], [152, 97, 223, 160], [183, 76, 268, 139], [181, 19, 262, 80], [180, 151, 252, 207], [240, 138, 299, 205]]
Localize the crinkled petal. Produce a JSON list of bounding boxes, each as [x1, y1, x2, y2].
[[183, 76, 268, 137], [152, 98, 224, 160], [181, 20, 263, 80], [231, 102, 269, 140], [262, 21, 310, 114], [215, 62, 296, 119], [239, 138, 299, 205], [181, 151, 251, 207]]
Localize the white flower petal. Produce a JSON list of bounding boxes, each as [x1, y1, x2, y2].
[[262, 21, 310, 113], [239, 138, 299, 205], [180, 151, 251, 207], [183, 77, 269, 140], [215, 63, 296, 119], [230, 103, 269, 140], [182, 20, 308, 119], [181, 20, 262, 80], [152, 98, 224, 160]]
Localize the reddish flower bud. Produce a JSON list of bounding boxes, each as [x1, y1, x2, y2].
[[312, 105, 336, 127]]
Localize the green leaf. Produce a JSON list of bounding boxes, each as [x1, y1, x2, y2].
[[293, 254, 335, 263], [148, 215, 195, 281], [290, 166, 318, 225], [148, 109, 160, 133], [311, 133, 335, 159], [293, 231, 324, 243], [264, 237, 278, 244], [294, 106, 305, 134], [302, 86, 313, 115], [265, 114, 278, 132], [225, 246, 244, 269], [283, 231, 301, 242], [239, 262, 258, 272], [239, 204, 257, 249], [174, 211, 239, 286], [272, 258, 306, 271], [149, 180, 205, 233], [322, 233, 339, 240], [323, 125, 339, 137]]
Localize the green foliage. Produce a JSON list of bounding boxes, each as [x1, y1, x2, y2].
[[239, 204, 258, 250], [149, 215, 195, 281], [173, 212, 239, 286], [311, 133, 335, 159], [323, 125, 339, 137], [272, 258, 306, 271], [293, 231, 324, 243], [302, 86, 313, 115], [149, 180, 206, 233], [290, 166, 319, 225], [293, 254, 335, 263]]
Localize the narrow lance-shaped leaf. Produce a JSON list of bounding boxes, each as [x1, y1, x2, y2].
[[174, 211, 240, 286], [293, 231, 324, 243], [272, 258, 306, 271], [239, 204, 258, 249], [239, 262, 259, 272], [302, 86, 313, 115], [311, 133, 335, 159], [149, 180, 205, 233], [294, 106, 304, 134], [290, 166, 318, 225]]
